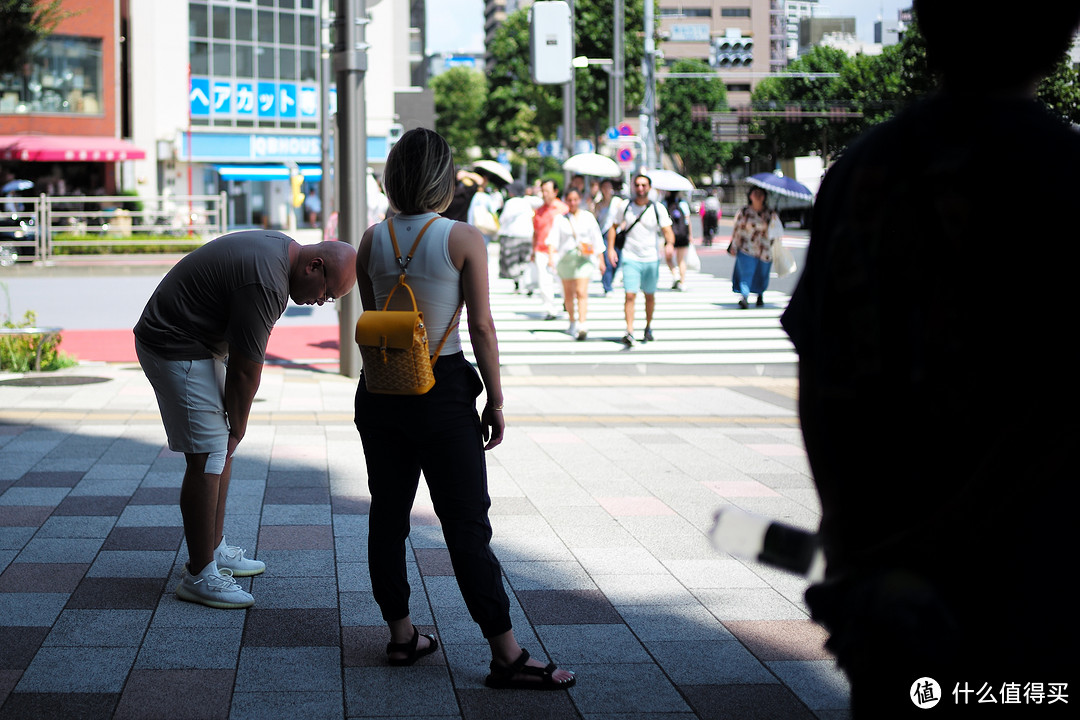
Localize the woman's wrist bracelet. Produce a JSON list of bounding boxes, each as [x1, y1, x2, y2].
[[488, 403, 504, 411]]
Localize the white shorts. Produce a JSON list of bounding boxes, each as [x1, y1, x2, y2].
[[136, 339, 229, 457]]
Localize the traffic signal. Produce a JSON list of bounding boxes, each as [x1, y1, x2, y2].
[[290, 174, 305, 208]]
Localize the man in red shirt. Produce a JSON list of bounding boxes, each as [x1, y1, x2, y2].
[[530, 179, 568, 320]]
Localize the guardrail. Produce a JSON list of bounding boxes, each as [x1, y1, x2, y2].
[[0, 192, 227, 263]]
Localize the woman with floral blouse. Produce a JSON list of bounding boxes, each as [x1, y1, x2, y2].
[[728, 186, 783, 308]]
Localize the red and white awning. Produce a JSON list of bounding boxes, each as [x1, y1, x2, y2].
[[0, 135, 147, 162]]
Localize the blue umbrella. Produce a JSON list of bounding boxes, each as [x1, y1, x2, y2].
[[2, 179, 33, 194], [747, 173, 814, 202]]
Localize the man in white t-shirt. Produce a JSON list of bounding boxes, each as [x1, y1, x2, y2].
[[606, 174, 675, 346]]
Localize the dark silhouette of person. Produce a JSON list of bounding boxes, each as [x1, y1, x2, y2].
[[781, 1, 1080, 716]]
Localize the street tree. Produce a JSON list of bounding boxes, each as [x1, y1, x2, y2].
[[483, 8, 561, 156], [0, 0, 66, 76], [739, 23, 932, 168], [571, 0, 647, 141], [1037, 53, 1080, 125], [748, 46, 850, 162], [431, 66, 488, 165], [656, 58, 732, 179], [482, 0, 648, 154]]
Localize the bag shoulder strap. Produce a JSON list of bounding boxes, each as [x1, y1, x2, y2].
[[623, 202, 652, 235], [563, 212, 578, 241], [387, 215, 439, 276], [384, 215, 462, 366], [430, 303, 463, 366], [383, 216, 440, 311]]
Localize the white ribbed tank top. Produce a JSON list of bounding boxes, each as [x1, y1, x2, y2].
[[368, 213, 462, 356]]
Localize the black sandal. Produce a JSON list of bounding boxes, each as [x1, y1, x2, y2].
[[386, 626, 438, 666], [484, 648, 576, 690]]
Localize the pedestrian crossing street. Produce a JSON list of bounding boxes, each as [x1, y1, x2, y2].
[[460, 252, 798, 367]]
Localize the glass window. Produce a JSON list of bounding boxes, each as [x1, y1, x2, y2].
[[190, 3, 208, 37], [280, 0, 295, 8], [279, 48, 296, 79], [235, 8, 253, 40], [212, 43, 232, 75], [301, 0, 314, 8], [0, 35, 104, 115], [236, 44, 254, 77], [663, 7, 711, 17], [190, 41, 209, 74], [258, 10, 275, 43], [299, 16, 316, 47], [258, 0, 273, 6], [722, 8, 751, 17], [257, 46, 275, 78], [279, 13, 295, 45], [300, 50, 317, 81], [213, 6, 231, 39]]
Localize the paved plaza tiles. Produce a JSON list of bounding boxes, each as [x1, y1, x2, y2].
[[0, 362, 850, 719]]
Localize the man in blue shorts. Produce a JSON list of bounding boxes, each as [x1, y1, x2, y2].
[[134, 231, 356, 608], [606, 174, 675, 346]]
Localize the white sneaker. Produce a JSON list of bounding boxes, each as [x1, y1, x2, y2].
[[568, 321, 578, 337], [215, 538, 265, 577], [176, 560, 254, 609]]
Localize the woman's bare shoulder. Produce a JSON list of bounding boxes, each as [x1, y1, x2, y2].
[[447, 219, 484, 269]]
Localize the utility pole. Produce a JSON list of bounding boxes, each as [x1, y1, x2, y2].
[[562, 0, 576, 163], [612, 0, 624, 133], [640, 0, 658, 170], [334, 0, 368, 378], [320, 0, 334, 242]]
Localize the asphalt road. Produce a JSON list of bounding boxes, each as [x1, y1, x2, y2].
[[0, 222, 810, 332]]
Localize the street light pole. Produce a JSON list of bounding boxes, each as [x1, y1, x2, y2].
[[573, 56, 614, 134], [640, 0, 658, 170], [613, 0, 624, 133], [562, 0, 576, 165], [334, 0, 368, 378], [320, 0, 334, 242]]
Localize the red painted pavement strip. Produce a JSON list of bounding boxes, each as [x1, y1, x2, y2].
[[58, 326, 342, 364]]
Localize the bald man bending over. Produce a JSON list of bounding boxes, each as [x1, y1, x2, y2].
[[134, 232, 357, 608]]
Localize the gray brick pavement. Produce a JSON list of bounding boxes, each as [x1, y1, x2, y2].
[[0, 363, 850, 719]]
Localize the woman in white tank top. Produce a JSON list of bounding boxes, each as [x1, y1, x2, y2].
[[354, 128, 575, 690]]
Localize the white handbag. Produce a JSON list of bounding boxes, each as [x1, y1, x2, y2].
[[685, 241, 701, 272], [773, 238, 797, 277]]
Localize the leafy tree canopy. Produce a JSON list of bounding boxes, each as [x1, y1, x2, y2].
[[0, 0, 66, 76], [431, 66, 488, 166], [1037, 53, 1080, 126], [656, 58, 732, 179], [481, 0, 648, 154]]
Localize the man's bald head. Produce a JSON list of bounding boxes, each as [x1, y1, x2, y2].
[[290, 241, 358, 306]]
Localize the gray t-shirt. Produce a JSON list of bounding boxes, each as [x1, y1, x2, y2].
[[134, 231, 292, 362]]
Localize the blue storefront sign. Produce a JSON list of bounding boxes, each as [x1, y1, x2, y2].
[[183, 132, 390, 164], [257, 82, 276, 117], [299, 86, 318, 118], [236, 83, 255, 116], [212, 81, 232, 114], [190, 76, 322, 121], [278, 84, 297, 118], [190, 78, 210, 117]]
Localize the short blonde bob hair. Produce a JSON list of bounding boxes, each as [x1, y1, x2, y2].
[[381, 127, 456, 215]]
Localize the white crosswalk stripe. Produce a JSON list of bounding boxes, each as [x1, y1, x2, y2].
[[461, 253, 798, 367]]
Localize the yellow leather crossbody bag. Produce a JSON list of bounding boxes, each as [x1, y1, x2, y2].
[[355, 217, 461, 395]]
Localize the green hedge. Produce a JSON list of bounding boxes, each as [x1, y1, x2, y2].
[[49, 233, 205, 255]]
